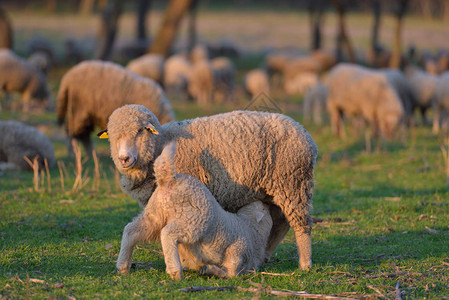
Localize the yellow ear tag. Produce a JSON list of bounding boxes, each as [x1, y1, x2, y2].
[[97, 129, 109, 139], [146, 123, 159, 135]]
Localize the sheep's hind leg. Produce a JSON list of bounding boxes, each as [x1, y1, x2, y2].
[[160, 224, 184, 281], [116, 214, 147, 275]]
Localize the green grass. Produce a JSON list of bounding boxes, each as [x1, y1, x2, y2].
[[1, 93, 448, 299]]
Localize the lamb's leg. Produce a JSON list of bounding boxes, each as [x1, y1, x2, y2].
[[265, 204, 290, 261], [199, 264, 228, 278], [116, 214, 147, 275], [433, 104, 441, 134], [160, 224, 184, 281]]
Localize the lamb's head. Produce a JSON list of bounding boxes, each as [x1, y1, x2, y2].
[[379, 86, 405, 140], [104, 104, 163, 176], [237, 201, 273, 238]]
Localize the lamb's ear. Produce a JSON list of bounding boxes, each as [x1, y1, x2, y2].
[[256, 211, 265, 223], [97, 129, 109, 139], [145, 123, 159, 135]]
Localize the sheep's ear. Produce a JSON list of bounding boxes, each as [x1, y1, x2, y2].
[[256, 211, 265, 223], [145, 123, 159, 135], [97, 129, 109, 139]]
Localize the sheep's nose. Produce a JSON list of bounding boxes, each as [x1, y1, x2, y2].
[[118, 155, 135, 168]]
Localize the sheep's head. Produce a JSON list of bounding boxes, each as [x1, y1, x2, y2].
[[237, 201, 273, 236], [101, 104, 163, 176]]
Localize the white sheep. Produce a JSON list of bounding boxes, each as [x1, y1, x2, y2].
[[0, 120, 55, 171], [163, 54, 192, 101], [116, 142, 273, 280], [327, 63, 405, 139], [57, 60, 175, 156], [303, 82, 328, 125], [126, 54, 165, 86], [284, 71, 319, 96], [243, 68, 270, 99], [432, 71, 449, 134], [190, 44, 209, 64], [0, 49, 50, 113], [103, 104, 317, 270], [189, 57, 236, 104]]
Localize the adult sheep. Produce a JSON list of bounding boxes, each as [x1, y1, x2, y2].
[[57, 60, 175, 156], [0, 120, 55, 171], [126, 54, 165, 86], [102, 104, 318, 270], [0, 49, 50, 113], [303, 82, 328, 125], [243, 68, 270, 99], [327, 63, 404, 139], [432, 71, 449, 134]]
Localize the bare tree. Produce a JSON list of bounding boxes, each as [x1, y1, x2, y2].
[[389, 0, 409, 68], [308, 0, 327, 50], [331, 0, 356, 62], [148, 0, 194, 56], [187, 0, 199, 54], [95, 0, 123, 60], [137, 0, 151, 40], [0, 7, 13, 49], [79, 0, 96, 15]]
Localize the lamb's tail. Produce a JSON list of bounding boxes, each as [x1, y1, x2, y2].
[[153, 141, 177, 186], [56, 78, 68, 126]]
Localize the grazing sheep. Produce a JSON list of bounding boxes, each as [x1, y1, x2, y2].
[[190, 44, 209, 64], [404, 65, 438, 125], [57, 60, 175, 156], [243, 68, 270, 99], [104, 104, 317, 270], [28, 51, 52, 75], [303, 82, 328, 125], [381, 69, 416, 123], [0, 49, 50, 113], [284, 72, 319, 96], [0, 120, 55, 171], [432, 72, 449, 134], [163, 54, 192, 101], [327, 63, 405, 139], [126, 54, 165, 86], [116, 142, 273, 279], [189, 57, 236, 104], [309, 49, 337, 71]]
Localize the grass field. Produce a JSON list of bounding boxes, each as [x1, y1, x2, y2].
[[1, 6, 449, 300]]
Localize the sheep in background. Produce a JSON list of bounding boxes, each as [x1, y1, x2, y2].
[[432, 72, 449, 134], [57, 60, 175, 156], [190, 44, 209, 64], [283, 57, 320, 96], [163, 54, 192, 101], [303, 82, 328, 125], [309, 49, 337, 71], [327, 63, 404, 139], [126, 54, 165, 86], [284, 72, 318, 96], [116, 142, 273, 279], [28, 51, 52, 75], [104, 105, 317, 270], [0, 49, 50, 113], [189, 57, 236, 104], [381, 69, 416, 123], [404, 65, 438, 125], [243, 68, 270, 99], [0, 120, 55, 171]]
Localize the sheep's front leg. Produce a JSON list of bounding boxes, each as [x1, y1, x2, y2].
[[199, 264, 229, 278], [160, 224, 184, 281], [116, 214, 146, 275]]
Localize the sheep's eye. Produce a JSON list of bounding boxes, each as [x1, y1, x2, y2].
[[137, 128, 144, 134]]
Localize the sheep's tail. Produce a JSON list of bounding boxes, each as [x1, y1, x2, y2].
[[56, 78, 68, 126], [153, 141, 177, 186]]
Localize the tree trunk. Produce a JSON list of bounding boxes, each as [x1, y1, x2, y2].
[[148, 0, 194, 56], [137, 0, 150, 40], [46, 0, 57, 13], [389, 0, 409, 68], [79, 0, 96, 15], [95, 0, 123, 60], [332, 0, 356, 62], [308, 0, 326, 50], [0, 7, 13, 49], [187, 0, 199, 54], [371, 0, 381, 53]]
